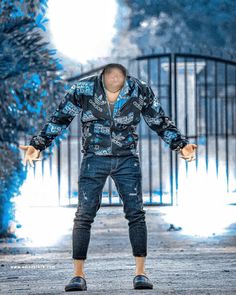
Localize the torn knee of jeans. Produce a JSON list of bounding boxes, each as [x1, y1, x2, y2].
[[80, 190, 88, 202], [128, 184, 138, 196], [82, 190, 88, 200], [129, 192, 138, 196]]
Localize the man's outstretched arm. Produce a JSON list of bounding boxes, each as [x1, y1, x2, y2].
[[29, 83, 83, 152], [140, 83, 197, 160], [19, 82, 84, 167]]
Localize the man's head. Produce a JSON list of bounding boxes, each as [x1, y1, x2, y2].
[[102, 63, 127, 93]]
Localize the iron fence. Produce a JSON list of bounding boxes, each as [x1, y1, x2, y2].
[[22, 52, 236, 207]]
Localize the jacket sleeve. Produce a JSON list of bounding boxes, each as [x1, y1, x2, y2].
[[141, 84, 189, 151], [29, 83, 83, 151]]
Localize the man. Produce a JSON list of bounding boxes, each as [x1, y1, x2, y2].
[[19, 63, 197, 291]]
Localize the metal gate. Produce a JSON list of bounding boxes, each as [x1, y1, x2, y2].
[[24, 53, 236, 207]]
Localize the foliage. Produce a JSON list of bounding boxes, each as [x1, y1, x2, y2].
[[123, 0, 236, 52], [0, 0, 65, 237]]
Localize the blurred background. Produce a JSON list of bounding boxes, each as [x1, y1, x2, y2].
[[1, 0, 236, 246]]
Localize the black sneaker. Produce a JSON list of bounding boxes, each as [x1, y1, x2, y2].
[[133, 274, 153, 289], [65, 276, 87, 292]]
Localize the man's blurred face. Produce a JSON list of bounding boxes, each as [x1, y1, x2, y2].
[[103, 68, 125, 92]]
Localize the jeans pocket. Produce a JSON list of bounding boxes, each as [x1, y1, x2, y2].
[[83, 152, 94, 159]]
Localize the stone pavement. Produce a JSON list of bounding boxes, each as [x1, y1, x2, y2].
[[0, 206, 236, 294]]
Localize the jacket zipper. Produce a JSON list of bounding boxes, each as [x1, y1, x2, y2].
[[102, 88, 113, 152], [113, 98, 130, 119], [104, 92, 112, 120], [101, 77, 113, 120], [113, 82, 137, 119]]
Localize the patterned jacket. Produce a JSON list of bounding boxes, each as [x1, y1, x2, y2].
[[29, 72, 189, 156]]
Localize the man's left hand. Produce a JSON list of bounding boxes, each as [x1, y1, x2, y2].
[[179, 144, 198, 162]]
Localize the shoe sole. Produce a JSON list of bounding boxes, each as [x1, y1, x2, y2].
[[65, 285, 87, 291], [134, 282, 153, 289]]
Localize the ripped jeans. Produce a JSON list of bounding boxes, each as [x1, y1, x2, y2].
[[72, 153, 147, 260]]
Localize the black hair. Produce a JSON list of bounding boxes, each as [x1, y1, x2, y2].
[[101, 63, 127, 77]]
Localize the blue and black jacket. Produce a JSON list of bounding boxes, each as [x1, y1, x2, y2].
[[29, 72, 189, 156]]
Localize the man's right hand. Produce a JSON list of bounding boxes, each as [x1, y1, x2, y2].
[[19, 145, 42, 167]]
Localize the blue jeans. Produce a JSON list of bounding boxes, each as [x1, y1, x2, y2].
[[72, 153, 147, 259]]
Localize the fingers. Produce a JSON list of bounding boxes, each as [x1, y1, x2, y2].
[[180, 155, 196, 162], [20, 145, 42, 167], [180, 150, 196, 160], [23, 156, 30, 167], [179, 143, 198, 161], [187, 156, 196, 162], [22, 156, 43, 167], [34, 158, 43, 161], [29, 158, 34, 168]]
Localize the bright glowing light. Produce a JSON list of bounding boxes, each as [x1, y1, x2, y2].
[[46, 0, 118, 63], [14, 163, 74, 247], [162, 159, 236, 237], [14, 205, 74, 247]]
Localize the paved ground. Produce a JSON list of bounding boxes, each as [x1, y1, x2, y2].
[[0, 206, 236, 294]]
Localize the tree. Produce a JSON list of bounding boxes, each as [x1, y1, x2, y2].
[[121, 0, 236, 53], [0, 0, 66, 237]]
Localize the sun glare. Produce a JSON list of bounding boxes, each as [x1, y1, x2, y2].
[[46, 0, 118, 63], [162, 159, 235, 237]]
